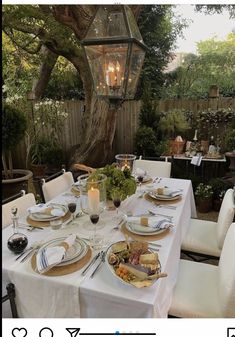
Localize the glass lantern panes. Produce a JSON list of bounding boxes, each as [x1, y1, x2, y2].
[[82, 5, 146, 100], [85, 44, 128, 97], [125, 44, 146, 99]]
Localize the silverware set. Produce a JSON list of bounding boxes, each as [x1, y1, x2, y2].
[[15, 244, 41, 262], [18, 224, 44, 231], [153, 177, 162, 184]]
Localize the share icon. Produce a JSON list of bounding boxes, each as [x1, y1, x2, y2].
[[66, 328, 80, 337]]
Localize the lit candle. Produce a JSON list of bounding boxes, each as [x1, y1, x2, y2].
[[88, 187, 100, 214], [121, 162, 130, 171]]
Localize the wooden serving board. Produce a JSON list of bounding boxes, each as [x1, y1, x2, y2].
[[121, 223, 170, 241], [31, 247, 92, 276], [26, 211, 71, 228]]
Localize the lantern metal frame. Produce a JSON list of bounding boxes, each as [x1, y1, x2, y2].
[[81, 5, 147, 106]]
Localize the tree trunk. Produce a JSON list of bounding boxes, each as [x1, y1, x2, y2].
[[32, 46, 58, 99], [70, 96, 120, 168]]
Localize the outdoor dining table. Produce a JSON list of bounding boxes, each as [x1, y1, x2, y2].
[[2, 177, 196, 318]]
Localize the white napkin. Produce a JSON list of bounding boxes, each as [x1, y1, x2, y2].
[[163, 188, 182, 197], [191, 155, 202, 166], [36, 234, 76, 274], [28, 204, 66, 217], [127, 216, 173, 233], [27, 203, 48, 214]]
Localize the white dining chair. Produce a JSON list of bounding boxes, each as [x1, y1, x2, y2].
[[41, 170, 74, 202], [169, 222, 235, 318], [2, 191, 36, 229], [135, 159, 172, 178], [181, 188, 235, 260]]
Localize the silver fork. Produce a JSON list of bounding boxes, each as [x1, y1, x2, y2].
[[112, 218, 125, 231]]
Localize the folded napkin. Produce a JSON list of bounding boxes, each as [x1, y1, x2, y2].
[[163, 188, 182, 197], [127, 216, 173, 233], [36, 234, 76, 274], [28, 204, 48, 214], [28, 204, 66, 217]]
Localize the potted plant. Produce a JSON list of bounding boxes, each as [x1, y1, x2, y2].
[[194, 183, 213, 213], [29, 137, 52, 177], [2, 103, 33, 199]]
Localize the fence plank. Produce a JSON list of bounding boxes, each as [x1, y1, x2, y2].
[[12, 97, 235, 169]]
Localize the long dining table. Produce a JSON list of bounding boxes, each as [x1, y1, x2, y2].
[[2, 177, 196, 318]]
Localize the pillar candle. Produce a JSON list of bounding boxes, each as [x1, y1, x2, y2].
[[88, 187, 100, 214]]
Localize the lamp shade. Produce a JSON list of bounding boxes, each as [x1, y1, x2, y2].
[[82, 5, 146, 100]]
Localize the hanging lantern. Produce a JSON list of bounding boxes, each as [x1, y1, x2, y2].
[[81, 5, 147, 103]]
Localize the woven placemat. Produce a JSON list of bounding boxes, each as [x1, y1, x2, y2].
[[26, 211, 71, 228], [31, 247, 92, 276], [71, 186, 80, 197], [144, 193, 182, 204], [121, 223, 170, 241]]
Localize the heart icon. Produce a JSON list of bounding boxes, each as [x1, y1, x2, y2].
[[12, 328, 27, 337]]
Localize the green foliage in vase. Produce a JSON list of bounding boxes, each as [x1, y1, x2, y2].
[[90, 164, 137, 201]]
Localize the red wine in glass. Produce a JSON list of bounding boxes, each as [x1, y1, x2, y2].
[[137, 175, 144, 190], [113, 199, 121, 208], [68, 202, 77, 221], [90, 214, 99, 224]]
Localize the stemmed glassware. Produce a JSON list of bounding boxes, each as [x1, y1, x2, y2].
[[7, 207, 28, 254], [88, 209, 103, 250], [137, 173, 144, 191], [111, 190, 123, 220], [67, 198, 77, 224]]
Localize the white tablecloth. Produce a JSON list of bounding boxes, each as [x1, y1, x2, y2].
[[2, 177, 196, 318]]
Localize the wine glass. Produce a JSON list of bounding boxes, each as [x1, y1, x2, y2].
[[89, 211, 103, 250], [111, 190, 123, 220], [67, 199, 77, 223], [137, 173, 144, 191], [7, 207, 28, 254]]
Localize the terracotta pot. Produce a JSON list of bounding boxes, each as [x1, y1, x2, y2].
[[196, 197, 212, 213], [30, 164, 47, 177], [2, 169, 33, 200], [213, 199, 222, 212], [169, 139, 186, 155]]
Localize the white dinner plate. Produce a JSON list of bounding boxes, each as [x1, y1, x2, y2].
[[37, 237, 88, 266], [29, 203, 68, 222], [147, 191, 181, 201], [125, 222, 167, 236]]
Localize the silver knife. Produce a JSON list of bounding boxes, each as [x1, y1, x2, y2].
[[90, 251, 106, 278], [20, 248, 37, 263], [15, 247, 34, 261], [82, 252, 101, 276]]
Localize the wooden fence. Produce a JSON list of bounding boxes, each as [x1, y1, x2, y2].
[[13, 97, 235, 169]]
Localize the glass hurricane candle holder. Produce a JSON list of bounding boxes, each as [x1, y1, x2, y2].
[[77, 173, 107, 230], [115, 154, 136, 173]]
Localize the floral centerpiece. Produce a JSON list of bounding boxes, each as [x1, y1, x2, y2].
[[194, 183, 213, 213], [90, 163, 137, 201]]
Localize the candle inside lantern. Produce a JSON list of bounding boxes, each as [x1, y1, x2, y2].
[[88, 187, 100, 214], [106, 61, 121, 87]]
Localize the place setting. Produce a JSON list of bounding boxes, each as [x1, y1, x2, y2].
[[133, 168, 153, 186], [120, 214, 174, 241], [30, 234, 92, 276], [144, 186, 183, 205], [26, 203, 71, 228]]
